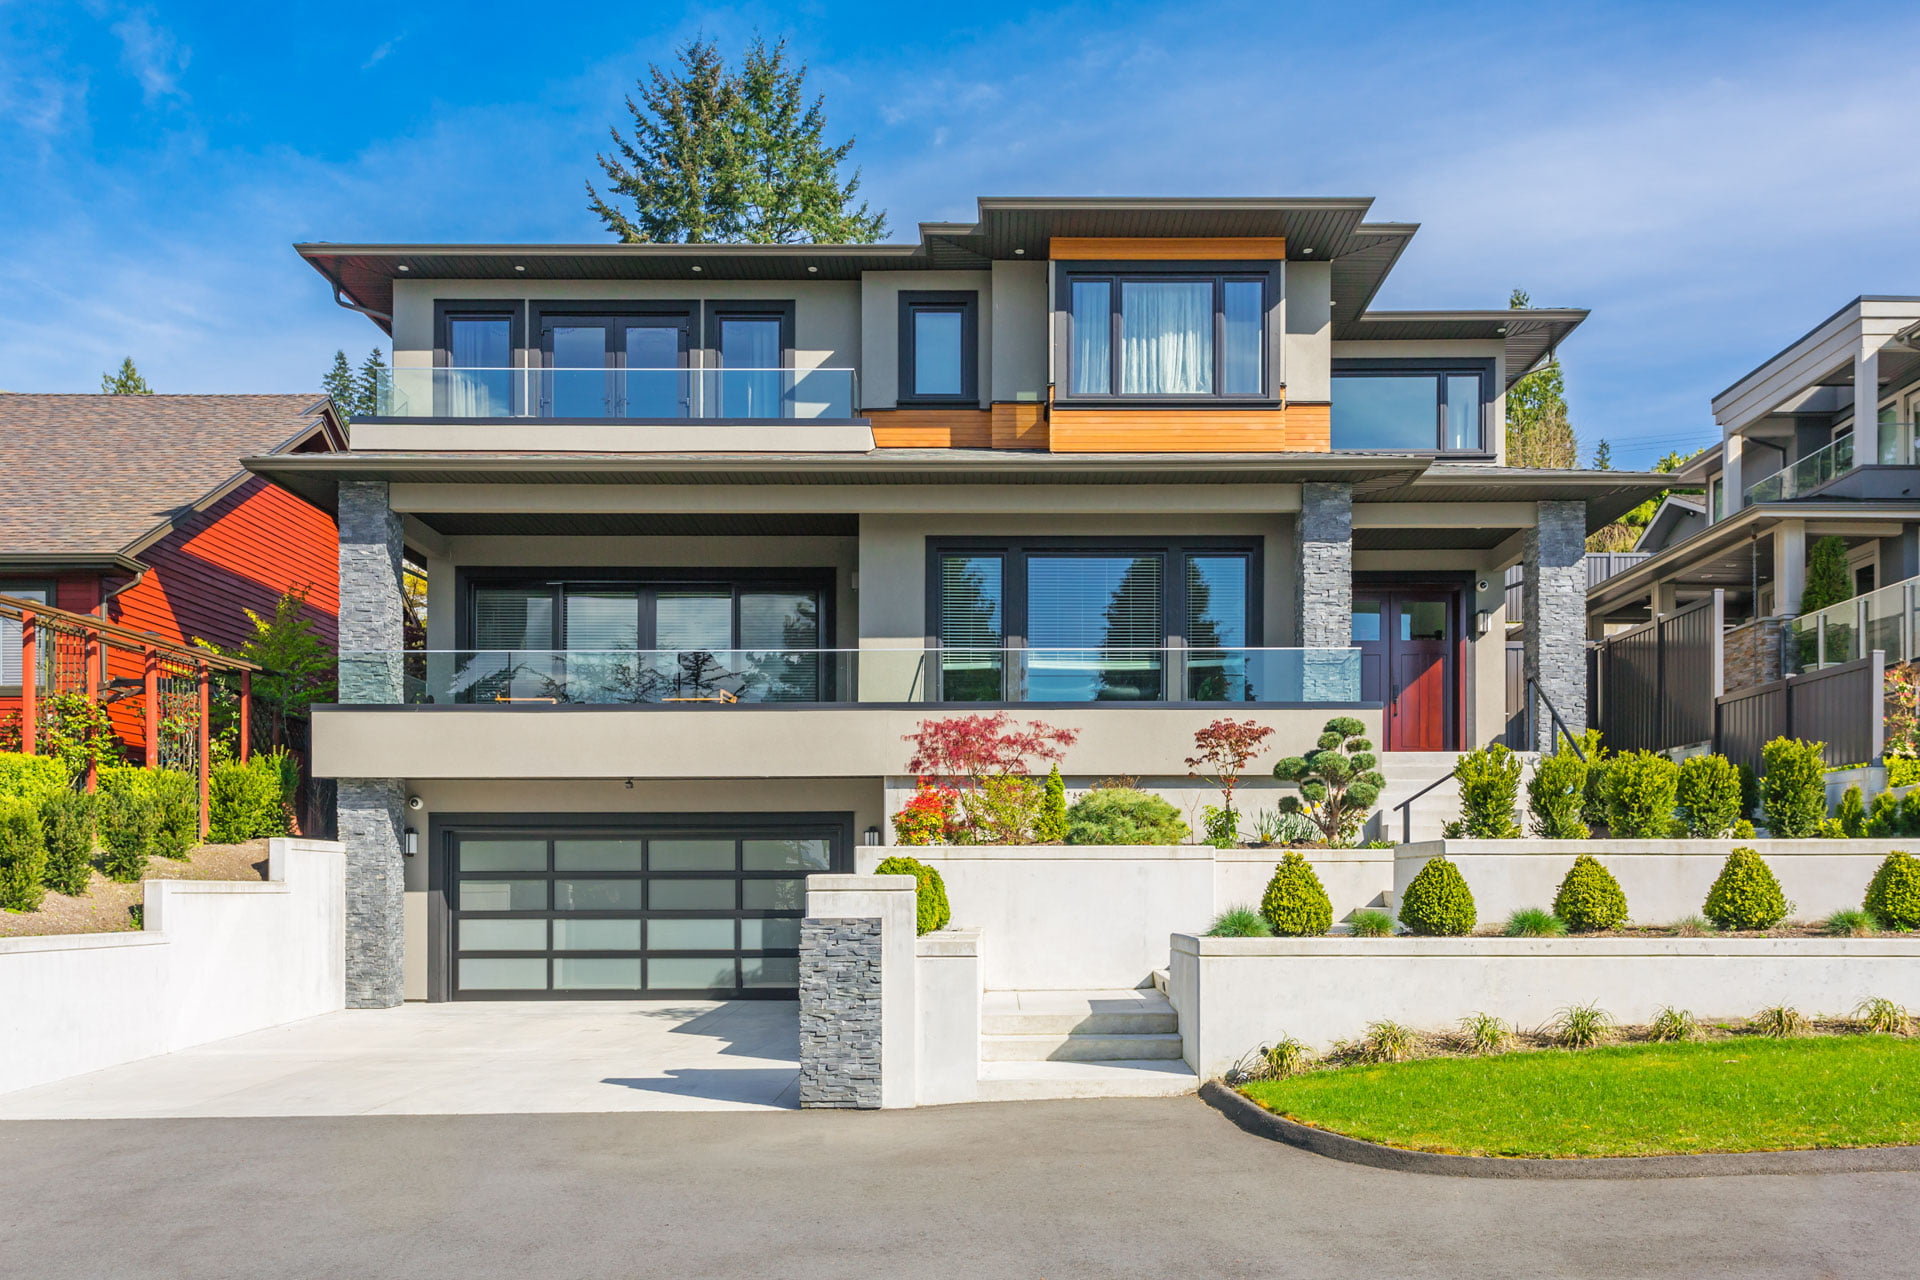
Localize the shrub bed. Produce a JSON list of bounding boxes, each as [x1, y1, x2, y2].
[[874, 855, 951, 935]]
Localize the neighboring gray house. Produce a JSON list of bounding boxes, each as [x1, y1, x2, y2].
[[248, 196, 1663, 1008]]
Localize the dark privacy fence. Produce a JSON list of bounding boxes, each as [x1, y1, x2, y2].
[[1714, 652, 1886, 773], [1592, 594, 1723, 753]]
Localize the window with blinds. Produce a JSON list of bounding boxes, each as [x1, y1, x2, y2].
[[0, 585, 49, 687], [1027, 554, 1164, 701], [938, 555, 1004, 702]]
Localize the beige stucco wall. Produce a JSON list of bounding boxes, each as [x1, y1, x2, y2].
[[857, 270, 992, 409], [989, 260, 1049, 403], [1282, 260, 1331, 403]]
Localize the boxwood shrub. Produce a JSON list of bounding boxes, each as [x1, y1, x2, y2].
[[0, 752, 71, 804], [1704, 846, 1790, 931], [1604, 750, 1679, 838], [0, 796, 48, 912], [1526, 751, 1589, 839], [1259, 851, 1333, 937], [98, 787, 158, 884], [209, 756, 290, 844], [874, 854, 950, 935], [1760, 738, 1827, 838], [101, 767, 198, 860], [1399, 856, 1476, 936], [1454, 744, 1522, 838], [1064, 787, 1188, 846], [1864, 849, 1920, 930], [38, 789, 96, 898], [1552, 854, 1628, 932], [1675, 754, 1742, 838]]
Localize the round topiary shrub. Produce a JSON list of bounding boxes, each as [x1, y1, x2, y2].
[[1399, 856, 1477, 936], [1259, 851, 1333, 937], [1552, 854, 1629, 932], [875, 855, 951, 935], [1064, 787, 1189, 846], [1703, 846, 1790, 931], [1864, 849, 1920, 930]]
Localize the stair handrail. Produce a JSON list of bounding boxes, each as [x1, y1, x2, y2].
[[1525, 676, 1588, 762], [1393, 764, 1461, 845]]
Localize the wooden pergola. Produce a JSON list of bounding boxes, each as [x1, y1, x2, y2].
[[0, 593, 260, 837]]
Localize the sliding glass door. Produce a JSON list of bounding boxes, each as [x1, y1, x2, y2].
[[538, 314, 690, 418]]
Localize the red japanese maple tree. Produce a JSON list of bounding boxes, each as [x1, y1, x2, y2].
[[1185, 717, 1276, 820], [904, 713, 1079, 787]]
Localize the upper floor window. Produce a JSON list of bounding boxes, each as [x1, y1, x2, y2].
[[1062, 269, 1271, 400], [899, 292, 978, 404], [1330, 361, 1491, 453], [0, 582, 52, 690]]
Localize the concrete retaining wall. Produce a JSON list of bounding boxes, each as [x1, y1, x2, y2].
[[0, 839, 346, 1096], [1169, 933, 1920, 1075], [1396, 839, 1895, 927]]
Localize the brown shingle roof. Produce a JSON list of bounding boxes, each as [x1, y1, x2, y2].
[[0, 394, 339, 558]]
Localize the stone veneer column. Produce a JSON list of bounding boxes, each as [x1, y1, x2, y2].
[[339, 778, 407, 1008], [1296, 482, 1355, 702], [798, 918, 884, 1108], [1524, 499, 1589, 752], [335, 480, 408, 1008]]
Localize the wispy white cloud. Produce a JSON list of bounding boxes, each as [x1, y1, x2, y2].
[[109, 8, 189, 104], [362, 33, 405, 72]]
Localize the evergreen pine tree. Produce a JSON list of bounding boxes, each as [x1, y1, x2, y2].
[[1504, 289, 1577, 469], [354, 349, 389, 418], [322, 350, 357, 412], [100, 357, 153, 394], [1591, 440, 1613, 470]]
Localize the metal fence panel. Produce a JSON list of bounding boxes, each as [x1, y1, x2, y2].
[[1714, 651, 1883, 772]]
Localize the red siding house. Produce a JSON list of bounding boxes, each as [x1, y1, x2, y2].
[[0, 394, 344, 757]]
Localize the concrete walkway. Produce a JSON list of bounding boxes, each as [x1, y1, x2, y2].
[[0, 1000, 800, 1118], [3, 1097, 1915, 1278]]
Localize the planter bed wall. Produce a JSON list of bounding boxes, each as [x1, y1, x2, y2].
[[1395, 839, 1896, 928], [1168, 934, 1920, 1077]]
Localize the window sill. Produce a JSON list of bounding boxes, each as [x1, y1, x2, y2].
[[893, 398, 985, 410]]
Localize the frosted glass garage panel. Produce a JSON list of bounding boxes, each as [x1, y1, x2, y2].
[[741, 918, 801, 950], [554, 958, 642, 990], [458, 840, 547, 872], [553, 839, 644, 871], [649, 840, 736, 871], [459, 958, 546, 990], [458, 919, 547, 951], [648, 957, 737, 990], [552, 919, 642, 951], [459, 879, 547, 912], [741, 839, 831, 871], [744, 957, 800, 988], [742, 878, 805, 910], [649, 918, 735, 950]]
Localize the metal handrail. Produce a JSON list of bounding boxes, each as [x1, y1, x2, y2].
[[1391, 681, 1586, 843], [1394, 764, 1462, 845]]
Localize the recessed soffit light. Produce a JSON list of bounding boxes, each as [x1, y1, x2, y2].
[[395, 264, 409, 271]]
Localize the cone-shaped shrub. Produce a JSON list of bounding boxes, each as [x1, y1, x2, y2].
[[1552, 854, 1629, 932], [1835, 784, 1867, 839], [1866, 791, 1901, 839], [1034, 764, 1068, 843], [1703, 846, 1790, 931], [1399, 856, 1477, 936], [1604, 750, 1680, 838], [1259, 851, 1333, 937], [0, 796, 47, 912], [38, 789, 96, 898], [875, 855, 950, 935], [1760, 738, 1827, 838], [1675, 754, 1742, 838], [1864, 850, 1920, 930]]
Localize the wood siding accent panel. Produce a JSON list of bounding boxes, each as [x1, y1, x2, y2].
[[990, 402, 1048, 450], [1048, 237, 1287, 261], [1048, 407, 1330, 453], [1286, 402, 1330, 452], [868, 408, 993, 449]]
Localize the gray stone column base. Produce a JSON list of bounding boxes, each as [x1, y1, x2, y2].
[[798, 917, 883, 1108], [338, 777, 407, 1009]]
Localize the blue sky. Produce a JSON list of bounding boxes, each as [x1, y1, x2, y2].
[[3, 0, 1917, 466]]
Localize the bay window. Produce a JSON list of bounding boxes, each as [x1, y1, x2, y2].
[[1062, 267, 1275, 401], [1330, 360, 1492, 453]]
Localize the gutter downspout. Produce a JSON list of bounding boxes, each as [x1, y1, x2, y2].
[[322, 264, 393, 325]]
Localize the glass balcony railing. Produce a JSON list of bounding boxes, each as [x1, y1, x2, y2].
[[335, 647, 1364, 707], [371, 367, 857, 421], [1744, 422, 1919, 506], [1790, 573, 1920, 671]]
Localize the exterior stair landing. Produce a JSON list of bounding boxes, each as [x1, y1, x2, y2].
[[977, 989, 1196, 1101]]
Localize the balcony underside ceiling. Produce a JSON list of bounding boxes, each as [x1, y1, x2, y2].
[[412, 511, 861, 538]]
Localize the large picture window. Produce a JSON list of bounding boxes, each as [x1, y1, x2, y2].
[[929, 541, 1258, 702], [1331, 360, 1491, 453], [1061, 267, 1274, 401]]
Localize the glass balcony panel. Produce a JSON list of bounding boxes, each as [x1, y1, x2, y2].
[[367, 368, 855, 421]]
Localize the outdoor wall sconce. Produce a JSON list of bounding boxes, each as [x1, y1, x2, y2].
[[403, 828, 418, 858], [863, 826, 882, 846], [1475, 609, 1493, 636]]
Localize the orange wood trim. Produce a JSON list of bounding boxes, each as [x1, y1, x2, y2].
[[867, 407, 993, 449], [991, 402, 1049, 450], [1048, 237, 1287, 261], [1048, 407, 1330, 453]]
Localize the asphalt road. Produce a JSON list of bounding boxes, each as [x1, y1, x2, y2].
[[3, 1096, 1914, 1279]]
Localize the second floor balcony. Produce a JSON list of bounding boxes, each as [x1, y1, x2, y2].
[[373, 367, 858, 421], [337, 646, 1364, 708], [1744, 422, 1919, 505]]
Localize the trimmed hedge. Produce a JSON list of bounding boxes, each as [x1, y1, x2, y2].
[[39, 789, 96, 898], [1760, 738, 1827, 838], [1259, 851, 1333, 937], [1704, 846, 1791, 931], [0, 752, 70, 804], [209, 756, 290, 844], [1864, 850, 1920, 930], [1064, 787, 1189, 846], [1399, 856, 1477, 936], [1552, 854, 1629, 932], [0, 796, 47, 911], [875, 855, 951, 935], [1527, 751, 1589, 839], [1454, 744, 1522, 839], [98, 787, 158, 884], [1604, 750, 1679, 838], [101, 767, 198, 860], [1675, 754, 1742, 838]]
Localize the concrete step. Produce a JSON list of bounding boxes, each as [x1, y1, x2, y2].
[[976, 1059, 1198, 1102], [983, 1031, 1185, 1063], [981, 989, 1176, 1037]]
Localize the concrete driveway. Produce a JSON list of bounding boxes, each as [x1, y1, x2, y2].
[[0, 1001, 799, 1119], [3, 1097, 1916, 1278]]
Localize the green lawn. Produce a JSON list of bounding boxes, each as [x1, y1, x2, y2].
[[1240, 1037, 1920, 1158]]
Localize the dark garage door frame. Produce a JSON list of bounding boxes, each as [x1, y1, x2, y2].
[[427, 810, 856, 1002]]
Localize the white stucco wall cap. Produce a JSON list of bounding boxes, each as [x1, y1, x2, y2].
[[810, 874, 916, 893], [1170, 933, 1920, 959], [0, 931, 171, 957], [916, 928, 982, 958], [1397, 839, 1904, 858]]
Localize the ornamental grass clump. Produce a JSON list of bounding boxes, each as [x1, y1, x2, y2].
[[37, 788, 96, 898], [1649, 1007, 1699, 1042], [1552, 854, 1629, 932], [1823, 908, 1881, 938], [1668, 913, 1716, 938], [1603, 750, 1679, 838], [1704, 846, 1791, 931], [1260, 1036, 1313, 1078], [1259, 851, 1333, 937], [1527, 750, 1589, 839], [1853, 997, 1912, 1036], [1551, 1002, 1614, 1049], [1760, 737, 1828, 838], [1503, 907, 1567, 938], [1357, 1020, 1421, 1064], [873, 855, 950, 935], [1459, 1011, 1511, 1054], [1346, 909, 1395, 938], [1675, 754, 1742, 838], [1751, 1005, 1809, 1038], [0, 796, 48, 912], [1206, 905, 1273, 938], [1864, 850, 1920, 930], [1399, 856, 1476, 936], [1454, 743, 1522, 838]]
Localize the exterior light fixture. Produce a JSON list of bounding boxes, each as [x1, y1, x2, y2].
[[863, 826, 883, 846], [1476, 610, 1493, 636], [691, 265, 703, 272], [514, 264, 525, 272], [807, 265, 818, 273], [404, 828, 418, 857], [1495, 327, 1508, 335], [1301, 248, 1313, 255], [1013, 248, 1026, 255], [396, 264, 409, 271]]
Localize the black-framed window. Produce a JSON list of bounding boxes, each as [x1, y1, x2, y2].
[[928, 539, 1259, 702], [1330, 359, 1493, 454], [898, 291, 978, 404], [1057, 264, 1276, 402], [432, 301, 526, 418], [705, 301, 797, 420], [0, 580, 54, 692]]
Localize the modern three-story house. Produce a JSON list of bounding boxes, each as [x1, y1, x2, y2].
[[250, 196, 1661, 1008]]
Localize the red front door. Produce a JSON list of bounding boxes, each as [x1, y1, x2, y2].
[[1353, 590, 1456, 751]]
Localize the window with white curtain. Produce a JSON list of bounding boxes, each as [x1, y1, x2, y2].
[[1064, 271, 1268, 400]]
